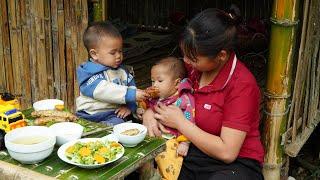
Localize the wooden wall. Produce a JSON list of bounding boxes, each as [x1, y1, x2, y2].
[[0, 0, 88, 110]]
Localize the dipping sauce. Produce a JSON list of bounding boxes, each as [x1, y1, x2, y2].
[[121, 128, 140, 136], [11, 136, 48, 145]]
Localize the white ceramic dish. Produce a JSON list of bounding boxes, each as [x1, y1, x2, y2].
[[49, 122, 84, 146], [57, 137, 124, 169], [33, 99, 64, 111], [4, 126, 56, 164], [113, 123, 147, 147]]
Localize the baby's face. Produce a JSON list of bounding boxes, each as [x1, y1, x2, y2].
[[151, 65, 178, 99], [91, 36, 123, 68]]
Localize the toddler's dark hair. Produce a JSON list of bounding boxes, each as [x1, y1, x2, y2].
[[180, 6, 241, 61], [154, 57, 186, 80], [83, 21, 121, 52]]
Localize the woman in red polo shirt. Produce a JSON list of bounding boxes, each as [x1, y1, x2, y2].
[[143, 8, 264, 179]]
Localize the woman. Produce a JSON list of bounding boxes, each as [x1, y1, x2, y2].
[[143, 8, 264, 179]]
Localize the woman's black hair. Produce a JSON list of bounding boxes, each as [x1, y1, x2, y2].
[[180, 5, 241, 61]]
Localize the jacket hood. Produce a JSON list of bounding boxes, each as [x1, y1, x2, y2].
[[77, 60, 109, 85]]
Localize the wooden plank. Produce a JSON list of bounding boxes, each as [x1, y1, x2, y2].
[[57, 0, 67, 102], [51, 0, 60, 98], [73, 0, 88, 111], [0, 0, 7, 92], [7, 0, 25, 102], [28, 0, 39, 101], [288, 0, 310, 129], [314, 48, 320, 120], [33, 0, 48, 100], [20, 0, 32, 108], [64, 0, 74, 110], [44, 0, 54, 98], [285, 115, 320, 157], [308, 38, 319, 127], [3, 0, 15, 93]]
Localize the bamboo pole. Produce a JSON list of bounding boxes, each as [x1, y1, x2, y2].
[[287, 0, 309, 133], [262, 0, 299, 179], [51, 0, 60, 98], [0, 1, 14, 91], [20, 0, 32, 108], [7, 0, 25, 103], [0, 0, 8, 92], [70, 0, 78, 112], [28, 0, 39, 101], [74, 0, 88, 111], [44, 0, 54, 98]]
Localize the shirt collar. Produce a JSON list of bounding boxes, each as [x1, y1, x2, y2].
[[196, 52, 237, 92]]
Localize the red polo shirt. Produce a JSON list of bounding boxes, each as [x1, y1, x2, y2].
[[187, 53, 264, 164]]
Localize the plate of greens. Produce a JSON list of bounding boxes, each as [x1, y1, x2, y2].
[[57, 138, 124, 169]]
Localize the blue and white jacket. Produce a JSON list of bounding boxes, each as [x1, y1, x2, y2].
[[76, 59, 137, 114]]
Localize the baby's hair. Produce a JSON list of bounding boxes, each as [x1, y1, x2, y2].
[[153, 57, 186, 80], [83, 21, 121, 52], [180, 6, 241, 61]]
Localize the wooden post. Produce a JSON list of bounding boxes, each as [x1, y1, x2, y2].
[[262, 0, 299, 179]]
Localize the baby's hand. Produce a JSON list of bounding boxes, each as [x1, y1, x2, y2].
[[115, 105, 131, 118], [136, 89, 149, 101], [177, 142, 190, 157], [136, 108, 145, 120]]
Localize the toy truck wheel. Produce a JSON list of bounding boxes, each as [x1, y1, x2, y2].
[[0, 130, 5, 150]]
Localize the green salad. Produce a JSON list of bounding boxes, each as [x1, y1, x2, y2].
[[65, 141, 123, 165]]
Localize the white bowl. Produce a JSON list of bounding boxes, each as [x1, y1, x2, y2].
[[113, 123, 147, 147], [4, 126, 56, 164], [49, 122, 84, 146], [33, 99, 64, 111]]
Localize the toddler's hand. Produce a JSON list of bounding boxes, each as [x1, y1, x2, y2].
[[136, 108, 145, 120], [136, 89, 149, 101], [115, 106, 131, 118], [177, 142, 190, 157]]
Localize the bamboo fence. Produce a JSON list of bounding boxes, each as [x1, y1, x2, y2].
[[0, 0, 88, 111], [285, 0, 320, 157]]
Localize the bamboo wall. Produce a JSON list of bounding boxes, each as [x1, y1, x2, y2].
[[285, 0, 320, 157], [0, 0, 88, 111]]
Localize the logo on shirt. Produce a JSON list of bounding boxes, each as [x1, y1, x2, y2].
[[203, 104, 212, 110], [86, 73, 104, 85]]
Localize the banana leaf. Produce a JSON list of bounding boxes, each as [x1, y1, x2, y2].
[[0, 109, 166, 179]]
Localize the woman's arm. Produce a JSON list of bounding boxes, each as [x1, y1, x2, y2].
[[142, 108, 170, 137], [179, 119, 246, 163], [142, 109, 161, 137], [154, 104, 246, 164]]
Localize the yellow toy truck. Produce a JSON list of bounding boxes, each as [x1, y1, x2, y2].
[[0, 105, 26, 133], [0, 93, 26, 149]]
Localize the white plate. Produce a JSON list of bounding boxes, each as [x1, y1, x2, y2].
[[33, 99, 64, 111], [57, 138, 124, 169]]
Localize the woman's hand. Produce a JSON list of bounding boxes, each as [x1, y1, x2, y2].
[[115, 105, 131, 118], [142, 109, 161, 137], [154, 103, 186, 129]]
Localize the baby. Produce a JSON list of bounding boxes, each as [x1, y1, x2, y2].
[[76, 22, 147, 126], [139, 57, 195, 179]]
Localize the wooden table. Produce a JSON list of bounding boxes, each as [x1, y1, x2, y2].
[[0, 109, 165, 180]]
